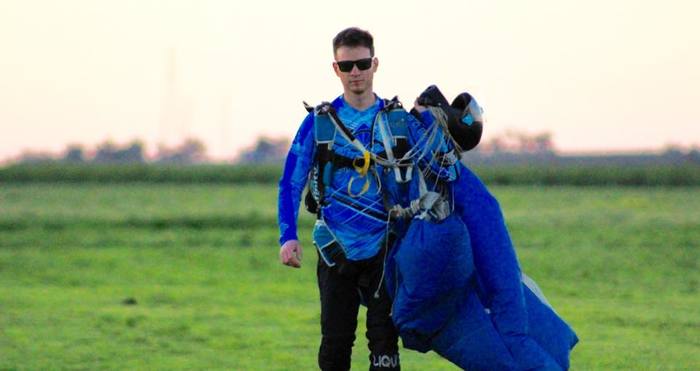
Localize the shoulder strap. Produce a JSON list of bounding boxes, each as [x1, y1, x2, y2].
[[301, 102, 337, 214], [383, 97, 410, 138], [376, 97, 413, 183]]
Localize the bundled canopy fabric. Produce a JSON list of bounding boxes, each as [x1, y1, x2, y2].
[[383, 168, 578, 370]]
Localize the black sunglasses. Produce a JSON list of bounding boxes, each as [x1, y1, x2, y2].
[[335, 58, 373, 72]]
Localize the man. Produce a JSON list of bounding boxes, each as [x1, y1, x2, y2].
[[278, 27, 577, 371], [277, 27, 404, 370]]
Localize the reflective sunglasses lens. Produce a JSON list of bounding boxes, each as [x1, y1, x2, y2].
[[337, 61, 354, 72], [355, 58, 372, 70]]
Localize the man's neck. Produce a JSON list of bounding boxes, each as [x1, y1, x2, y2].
[[343, 91, 376, 111]]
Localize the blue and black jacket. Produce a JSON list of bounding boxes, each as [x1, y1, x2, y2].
[[277, 94, 433, 261]]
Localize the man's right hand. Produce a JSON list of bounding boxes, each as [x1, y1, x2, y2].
[[280, 240, 303, 268]]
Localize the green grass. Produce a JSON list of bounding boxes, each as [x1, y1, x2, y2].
[[0, 164, 284, 184], [2, 162, 700, 186], [1, 184, 699, 370]]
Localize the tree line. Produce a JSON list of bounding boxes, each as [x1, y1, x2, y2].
[[9, 131, 700, 167], [17, 139, 207, 165]]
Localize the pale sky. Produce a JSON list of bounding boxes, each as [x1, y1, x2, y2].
[[1, 0, 699, 162]]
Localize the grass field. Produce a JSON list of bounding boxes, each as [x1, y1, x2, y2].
[[1, 183, 699, 370]]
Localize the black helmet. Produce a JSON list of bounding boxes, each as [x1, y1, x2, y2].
[[449, 91, 483, 152], [414, 85, 483, 153]]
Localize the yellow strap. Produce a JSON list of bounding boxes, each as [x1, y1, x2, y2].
[[353, 150, 371, 177]]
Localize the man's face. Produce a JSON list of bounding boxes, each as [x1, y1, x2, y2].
[[333, 46, 378, 96]]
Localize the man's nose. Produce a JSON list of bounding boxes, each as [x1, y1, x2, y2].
[[350, 64, 361, 74]]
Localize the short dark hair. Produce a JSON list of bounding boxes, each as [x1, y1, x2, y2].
[[333, 27, 374, 57]]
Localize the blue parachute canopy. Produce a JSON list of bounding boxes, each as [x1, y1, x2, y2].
[[385, 215, 578, 370]]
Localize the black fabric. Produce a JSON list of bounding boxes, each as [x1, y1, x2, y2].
[[304, 187, 319, 215], [330, 153, 374, 169], [317, 249, 400, 371], [415, 84, 451, 108]]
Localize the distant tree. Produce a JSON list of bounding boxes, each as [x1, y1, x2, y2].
[[156, 138, 207, 164], [93, 141, 117, 163], [18, 151, 55, 164], [237, 137, 290, 164], [475, 130, 554, 154], [122, 142, 145, 163], [63, 145, 85, 163], [532, 133, 555, 153], [478, 137, 506, 154], [94, 140, 145, 164]]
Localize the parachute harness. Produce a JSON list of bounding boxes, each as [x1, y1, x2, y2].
[[317, 102, 375, 198], [309, 99, 456, 216]]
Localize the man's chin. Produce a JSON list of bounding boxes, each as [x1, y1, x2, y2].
[[349, 87, 367, 95]]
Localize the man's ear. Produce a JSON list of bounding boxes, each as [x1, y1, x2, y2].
[[372, 57, 379, 72]]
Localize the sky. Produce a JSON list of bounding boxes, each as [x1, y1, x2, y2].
[[1, 0, 699, 162]]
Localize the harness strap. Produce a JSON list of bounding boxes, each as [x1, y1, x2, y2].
[[331, 153, 375, 169], [316, 102, 373, 198], [376, 112, 404, 183], [375, 101, 414, 183], [321, 104, 372, 174]]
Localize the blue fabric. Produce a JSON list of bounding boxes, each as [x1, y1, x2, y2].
[[279, 95, 397, 260], [384, 214, 474, 351], [385, 164, 578, 370], [455, 164, 577, 367], [430, 290, 519, 370], [278, 113, 315, 245], [406, 110, 460, 183], [454, 164, 554, 367], [427, 284, 576, 370], [520, 285, 578, 370], [318, 97, 387, 260]]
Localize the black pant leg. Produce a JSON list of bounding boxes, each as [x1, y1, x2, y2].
[[317, 255, 361, 371], [361, 252, 400, 370]]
